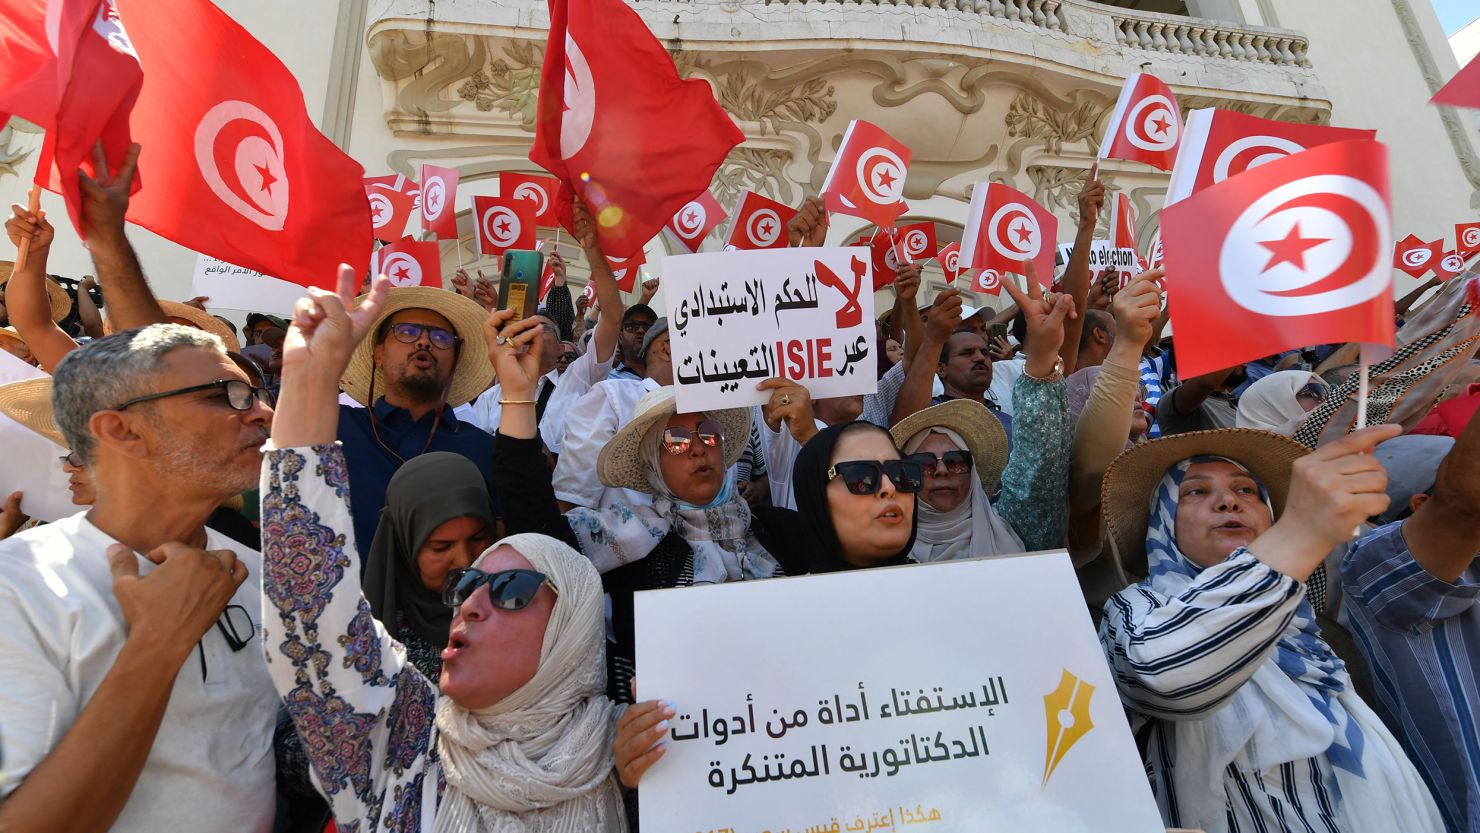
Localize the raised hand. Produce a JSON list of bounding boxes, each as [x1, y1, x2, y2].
[[473, 271, 498, 311], [1110, 269, 1163, 355], [484, 311, 546, 400], [6, 201, 54, 254], [1000, 264, 1074, 379], [639, 275, 660, 303], [282, 264, 390, 381], [450, 268, 474, 299], [1077, 166, 1105, 232], [548, 251, 568, 287], [572, 200, 600, 253], [0, 490, 28, 539], [893, 263, 922, 305], [78, 141, 141, 242], [924, 287, 964, 344], [757, 377, 818, 442], [787, 196, 829, 247]]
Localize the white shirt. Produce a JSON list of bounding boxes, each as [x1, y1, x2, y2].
[[540, 346, 616, 453], [757, 408, 827, 511], [988, 355, 1025, 416], [455, 370, 559, 436], [0, 513, 277, 833], [551, 376, 660, 509]]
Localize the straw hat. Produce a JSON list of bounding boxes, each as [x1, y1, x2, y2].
[[103, 300, 242, 353], [0, 377, 65, 447], [0, 325, 28, 354], [340, 286, 493, 408], [1101, 428, 1310, 579], [597, 386, 752, 494], [0, 262, 74, 323], [890, 398, 1010, 494]]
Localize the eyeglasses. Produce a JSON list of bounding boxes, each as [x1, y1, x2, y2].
[[621, 320, 654, 335], [557, 351, 579, 363], [662, 419, 724, 455], [195, 604, 256, 682], [904, 449, 973, 475], [826, 459, 925, 495], [443, 568, 559, 610], [387, 322, 459, 351], [58, 451, 83, 468], [113, 379, 275, 412]]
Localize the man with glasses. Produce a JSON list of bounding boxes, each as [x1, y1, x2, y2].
[[554, 340, 579, 376], [0, 324, 279, 833], [456, 311, 563, 433]]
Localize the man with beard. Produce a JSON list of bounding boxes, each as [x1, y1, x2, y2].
[[0, 324, 279, 832], [933, 330, 1012, 438], [337, 287, 496, 564]]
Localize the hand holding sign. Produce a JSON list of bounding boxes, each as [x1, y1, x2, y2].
[[758, 377, 818, 442], [0, 491, 28, 539], [617, 697, 675, 789]]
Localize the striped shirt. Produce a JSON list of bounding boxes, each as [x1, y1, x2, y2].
[[1340, 522, 1480, 833], [1139, 351, 1173, 439], [1101, 551, 1355, 832]]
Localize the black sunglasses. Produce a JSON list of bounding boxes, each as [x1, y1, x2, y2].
[[662, 419, 724, 455], [621, 320, 653, 334], [558, 351, 579, 363], [114, 379, 275, 412], [827, 459, 924, 495], [387, 322, 459, 351], [443, 568, 559, 610], [905, 449, 974, 475]]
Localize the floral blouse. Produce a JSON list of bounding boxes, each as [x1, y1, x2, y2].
[[994, 374, 1072, 551], [260, 443, 443, 833]]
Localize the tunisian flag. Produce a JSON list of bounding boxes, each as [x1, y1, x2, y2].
[[1457, 221, 1480, 257], [959, 182, 1057, 289], [371, 239, 442, 289], [112, 0, 370, 290], [937, 241, 963, 283], [1166, 109, 1375, 206], [663, 190, 725, 253], [1099, 72, 1182, 171], [472, 194, 537, 257], [0, 0, 95, 128], [1393, 233, 1442, 278], [608, 251, 646, 293], [365, 174, 418, 241], [725, 190, 795, 250], [528, 0, 742, 259], [1160, 139, 1394, 379], [499, 171, 559, 228], [821, 120, 911, 229], [419, 164, 460, 239]]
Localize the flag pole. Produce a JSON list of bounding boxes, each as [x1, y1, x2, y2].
[[14, 186, 40, 272], [1355, 353, 1370, 430]]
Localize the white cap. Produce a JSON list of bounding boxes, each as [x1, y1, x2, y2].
[[961, 305, 987, 320]]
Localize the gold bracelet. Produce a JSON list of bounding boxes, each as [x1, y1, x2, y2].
[[499, 399, 537, 405]]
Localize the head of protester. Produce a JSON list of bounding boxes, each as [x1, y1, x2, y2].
[[1097, 423, 1445, 833], [614, 303, 657, 378], [789, 420, 921, 572], [1234, 369, 1329, 435], [0, 377, 96, 514], [341, 286, 493, 414]]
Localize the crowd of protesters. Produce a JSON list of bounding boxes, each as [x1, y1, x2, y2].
[[0, 144, 1477, 833]]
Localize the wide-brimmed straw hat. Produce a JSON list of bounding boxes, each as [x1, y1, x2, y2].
[[0, 377, 65, 447], [1102, 428, 1310, 578], [597, 386, 752, 495], [0, 263, 73, 323], [340, 286, 493, 408], [890, 399, 1010, 494], [103, 300, 242, 353]]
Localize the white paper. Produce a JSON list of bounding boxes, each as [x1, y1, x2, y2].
[[665, 247, 877, 413], [0, 352, 77, 522], [634, 553, 1163, 833], [190, 254, 308, 316]]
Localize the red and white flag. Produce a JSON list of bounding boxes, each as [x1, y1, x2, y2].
[[372, 239, 442, 289], [885, 221, 937, 272], [609, 251, 646, 293], [499, 171, 559, 228], [473, 194, 537, 257], [821, 120, 911, 229], [1433, 53, 1480, 110], [1457, 221, 1480, 257], [1099, 72, 1182, 171], [974, 265, 1006, 297], [539, 258, 558, 301], [0, 0, 93, 128], [528, 0, 742, 258], [1147, 225, 1165, 271], [365, 174, 418, 241], [1432, 250, 1468, 282], [725, 190, 795, 250], [1166, 108, 1375, 206], [1109, 191, 1143, 287], [664, 191, 725, 253], [937, 241, 963, 283], [864, 232, 896, 290], [1393, 233, 1443, 278], [112, 0, 370, 290], [1160, 139, 1395, 379], [419, 164, 460, 239], [959, 182, 1057, 289]]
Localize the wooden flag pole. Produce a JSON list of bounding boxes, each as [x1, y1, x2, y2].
[[14, 186, 41, 272]]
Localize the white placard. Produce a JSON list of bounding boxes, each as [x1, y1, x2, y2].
[[190, 254, 308, 316], [1055, 242, 1141, 287], [0, 352, 76, 523], [665, 247, 877, 413], [634, 553, 1163, 833]]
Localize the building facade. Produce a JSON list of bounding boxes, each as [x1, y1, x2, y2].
[[2, 0, 1476, 316]]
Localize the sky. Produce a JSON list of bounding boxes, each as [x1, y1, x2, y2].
[[1432, 0, 1477, 35]]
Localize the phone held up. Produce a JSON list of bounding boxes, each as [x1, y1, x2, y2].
[[499, 250, 543, 323]]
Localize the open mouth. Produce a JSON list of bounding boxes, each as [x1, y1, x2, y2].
[[876, 504, 905, 522], [1215, 521, 1248, 532]]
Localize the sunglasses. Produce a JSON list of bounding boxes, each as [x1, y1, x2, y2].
[[113, 379, 275, 412], [662, 419, 724, 455], [1296, 382, 1328, 403], [557, 351, 579, 363], [827, 459, 924, 495], [905, 449, 973, 475], [387, 322, 459, 351], [621, 320, 654, 335], [442, 568, 559, 610]]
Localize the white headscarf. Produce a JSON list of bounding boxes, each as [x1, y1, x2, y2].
[[432, 533, 627, 833], [1235, 371, 1324, 435], [903, 427, 1024, 562]]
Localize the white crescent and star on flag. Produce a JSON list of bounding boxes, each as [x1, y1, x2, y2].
[[193, 100, 290, 231], [988, 203, 1042, 260], [1213, 135, 1306, 185], [855, 147, 907, 206], [745, 208, 782, 247], [368, 193, 394, 229], [675, 201, 708, 239], [378, 252, 422, 287], [422, 176, 448, 221], [560, 33, 596, 161], [511, 182, 549, 218], [482, 205, 522, 249]]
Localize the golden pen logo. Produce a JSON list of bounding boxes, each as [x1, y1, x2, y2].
[[1041, 669, 1095, 786]]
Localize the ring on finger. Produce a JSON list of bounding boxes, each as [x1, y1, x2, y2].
[[495, 335, 508, 346], [780, 394, 791, 406]]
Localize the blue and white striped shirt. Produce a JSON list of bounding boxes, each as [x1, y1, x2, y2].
[[1340, 522, 1480, 833]]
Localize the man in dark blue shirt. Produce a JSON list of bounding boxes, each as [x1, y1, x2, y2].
[[337, 287, 496, 567]]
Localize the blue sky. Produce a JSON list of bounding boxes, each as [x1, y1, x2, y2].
[[1432, 0, 1478, 35]]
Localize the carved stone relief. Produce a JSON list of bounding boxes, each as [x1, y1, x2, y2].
[[0, 123, 35, 181]]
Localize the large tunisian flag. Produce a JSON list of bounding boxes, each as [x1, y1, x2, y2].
[[111, 0, 371, 290], [0, 0, 95, 128], [528, 0, 743, 259], [1099, 72, 1182, 171], [1160, 139, 1395, 380]]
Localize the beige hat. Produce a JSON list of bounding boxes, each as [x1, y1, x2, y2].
[[597, 386, 752, 495], [0, 377, 65, 447], [103, 300, 242, 353], [890, 398, 1010, 494], [0, 325, 27, 353], [1101, 428, 1310, 579], [0, 263, 73, 323], [340, 286, 493, 408]]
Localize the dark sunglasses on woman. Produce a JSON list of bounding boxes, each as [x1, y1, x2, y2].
[[827, 459, 925, 495], [442, 568, 559, 610], [662, 419, 724, 455], [904, 449, 973, 475]]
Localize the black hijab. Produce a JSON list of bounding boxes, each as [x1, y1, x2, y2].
[[364, 452, 496, 647], [786, 421, 918, 574]]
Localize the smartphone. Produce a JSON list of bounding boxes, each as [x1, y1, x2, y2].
[[988, 322, 1008, 343], [499, 250, 543, 323]]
